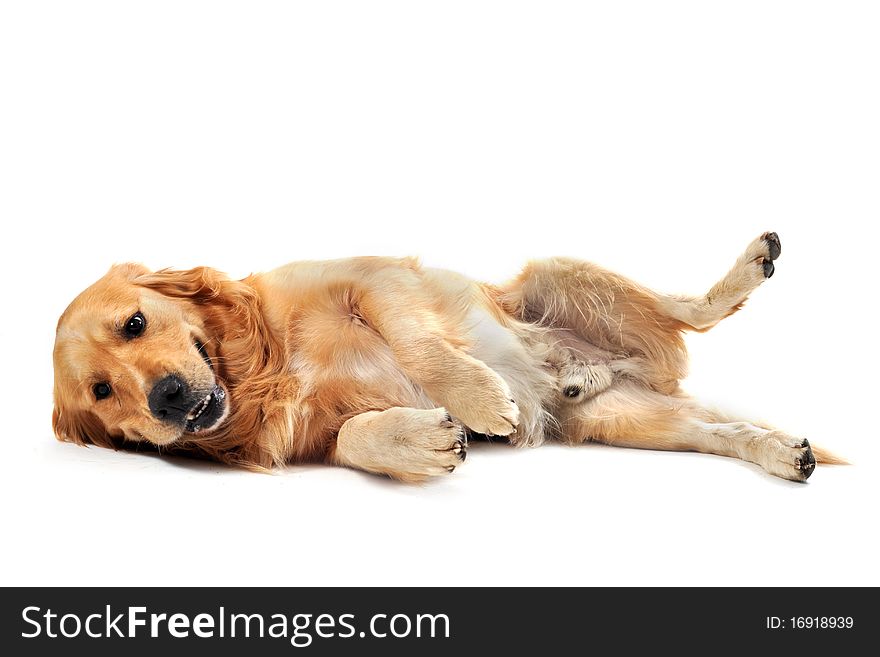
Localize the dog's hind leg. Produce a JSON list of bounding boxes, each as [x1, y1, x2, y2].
[[501, 257, 691, 393], [556, 382, 829, 482], [499, 231, 783, 393], [655, 231, 782, 331]]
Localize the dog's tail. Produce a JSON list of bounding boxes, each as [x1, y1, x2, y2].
[[812, 444, 850, 465]]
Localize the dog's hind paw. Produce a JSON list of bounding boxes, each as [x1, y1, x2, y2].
[[746, 231, 782, 280], [758, 432, 816, 482], [559, 362, 614, 404]]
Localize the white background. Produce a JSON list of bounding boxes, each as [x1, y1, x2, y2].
[[1, 1, 878, 586]]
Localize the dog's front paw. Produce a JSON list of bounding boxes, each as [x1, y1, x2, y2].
[[757, 432, 816, 482], [458, 397, 520, 437], [445, 372, 520, 436], [336, 407, 467, 483], [376, 407, 467, 482]]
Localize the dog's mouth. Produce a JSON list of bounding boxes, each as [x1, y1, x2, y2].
[[184, 384, 227, 434]]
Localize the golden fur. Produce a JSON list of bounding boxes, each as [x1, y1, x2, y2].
[[52, 233, 844, 482]]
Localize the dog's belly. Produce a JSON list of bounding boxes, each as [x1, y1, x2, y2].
[[462, 307, 556, 445]]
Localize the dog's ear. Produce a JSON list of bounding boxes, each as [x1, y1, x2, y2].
[[52, 404, 114, 449], [134, 267, 230, 302]]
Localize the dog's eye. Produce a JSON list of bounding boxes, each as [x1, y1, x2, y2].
[[124, 312, 146, 338], [93, 382, 112, 400]]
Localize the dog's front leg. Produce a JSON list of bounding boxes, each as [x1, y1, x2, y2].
[[359, 288, 520, 436], [331, 407, 467, 482]]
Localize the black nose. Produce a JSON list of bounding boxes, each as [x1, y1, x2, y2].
[[148, 375, 190, 424]]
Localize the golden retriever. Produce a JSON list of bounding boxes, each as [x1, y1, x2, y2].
[[52, 232, 843, 481]]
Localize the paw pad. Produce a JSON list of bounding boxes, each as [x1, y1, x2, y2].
[[795, 445, 816, 480], [763, 232, 782, 260]]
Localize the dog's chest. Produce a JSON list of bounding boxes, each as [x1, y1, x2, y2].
[[283, 294, 429, 410]]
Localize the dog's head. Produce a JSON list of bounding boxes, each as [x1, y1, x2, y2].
[[52, 264, 236, 450]]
